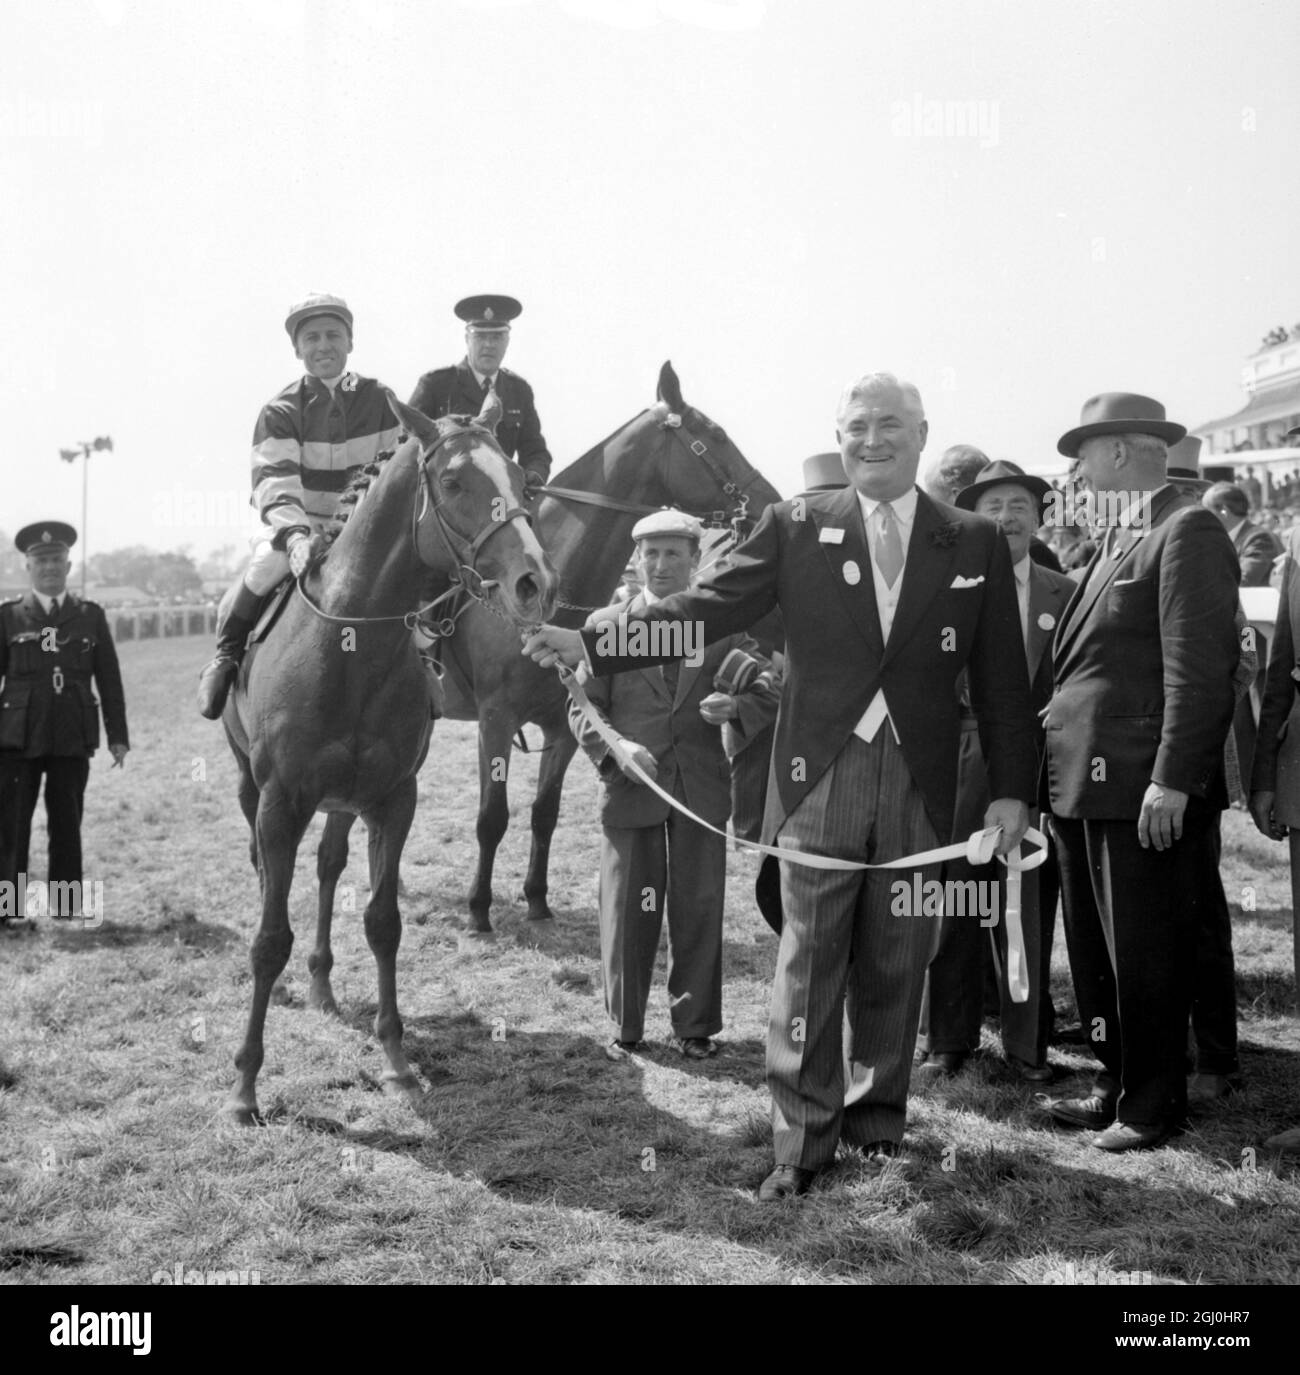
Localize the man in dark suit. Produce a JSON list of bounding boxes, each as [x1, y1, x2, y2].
[[1202, 482, 1284, 587], [918, 463, 1075, 1081], [525, 373, 1037, 1199], [1045, 393, 1240, 1151], [570, 510, 773, 1061], [0, 523, 129, 923], [408, 294, 552, 486]]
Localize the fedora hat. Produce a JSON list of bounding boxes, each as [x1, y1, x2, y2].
[[1057, 392, 1186, 458], [955, 460, 1051, 515]]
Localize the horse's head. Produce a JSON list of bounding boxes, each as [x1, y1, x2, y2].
[[387, 394, 557, 627]]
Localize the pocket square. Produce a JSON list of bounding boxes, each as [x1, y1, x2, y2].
[[1113, 578, 1140, 586], [950, 574, 985, 589]]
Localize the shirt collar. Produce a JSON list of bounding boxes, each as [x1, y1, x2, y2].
[[33, 590, 63, 613], [857, 486, 919, 525], [464, 359, 495, 388], [1226, 518, 1247, 540], [1013, 554, 1031, 585]]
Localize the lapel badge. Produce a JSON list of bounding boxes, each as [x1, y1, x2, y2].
[[842, 560, 861, 586], [818, 527, 845, 545], [1037, 612, 1056, 631]]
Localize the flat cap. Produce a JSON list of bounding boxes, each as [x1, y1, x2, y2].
[[630, 509, 703, 542], [285, 293, 353, 341]]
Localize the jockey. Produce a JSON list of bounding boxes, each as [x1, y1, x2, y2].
[[196, 293, 403, 719]]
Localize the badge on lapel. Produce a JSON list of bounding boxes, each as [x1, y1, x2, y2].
[[1037, 612, 1056, 631], [818, 527, 845, 545], [842, 560, 861, 585]]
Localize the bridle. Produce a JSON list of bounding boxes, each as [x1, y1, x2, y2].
[[538, 406, 764, 539], [296, 424, 532, 630]]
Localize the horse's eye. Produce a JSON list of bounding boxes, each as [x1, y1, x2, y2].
[[439, 472, 461, 492]]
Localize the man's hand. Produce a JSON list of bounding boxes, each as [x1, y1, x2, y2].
[[109, 744, 128, 769], [1138, 782, 1189, 851], [984, 798, 1029, 855], [288, 533, 313, 579], [523, 469, 546, 501], [698, 691, 738, 724], [613, 738, 657, 783], [522, 625, 585, 670], [1249, 789, 1288, 841]]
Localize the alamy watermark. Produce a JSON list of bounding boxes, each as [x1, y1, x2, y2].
[[0, 874, 103, 925], [890, 875, 997, 925], [592, 617, 704, 667], [891, 93, 1000, 148]]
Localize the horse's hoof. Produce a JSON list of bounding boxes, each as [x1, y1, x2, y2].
[[381, 1073, 422, 1106], [225, 1101, 263, 1127], [310, 995, 340, 1017], [526, 906, 555, 923]]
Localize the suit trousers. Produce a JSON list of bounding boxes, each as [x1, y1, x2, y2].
[[598, 806, 726, 1042], [1189, 815, 1238, 1076], [1055, 809, 1210, 1126], [0, 755, 92, 891], [770, 731, 941, 1167], [919, 830, 1059, 1066]]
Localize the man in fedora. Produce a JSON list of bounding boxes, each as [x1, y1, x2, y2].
[[1, 523, 128, 922], [196, 293, 404, 720], [1045, 393, 1240, 1150], [409, 294, 552, 488], [918, 462, 1075, 1082], [527, 373, 1037, 1196]]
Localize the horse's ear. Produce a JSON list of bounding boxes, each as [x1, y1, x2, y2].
[[477, 385, 503, 436], [657, 360, 684, 412], [386, 390, 439, 445]]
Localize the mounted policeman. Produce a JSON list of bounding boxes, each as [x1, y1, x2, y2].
[[196, 293, 403, 719], [1, 522, 129, 920], [408, 294, 553, 491]]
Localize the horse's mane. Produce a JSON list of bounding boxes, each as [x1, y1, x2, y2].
[[319, 415, 489, 549]]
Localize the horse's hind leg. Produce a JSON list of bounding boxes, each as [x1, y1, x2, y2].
[[467, 711, 513, 935], [227, 790, 312, 1126], [362, 777, 421, 1105], [523, 719, 578, 923], [309, 811, 354, 1016]]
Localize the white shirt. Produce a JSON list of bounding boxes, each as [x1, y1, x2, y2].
[[33, 590, 64, 615], [470, 367, 497, 390], [853, 487, 918, 743], [1013, 554, 1032, 654]]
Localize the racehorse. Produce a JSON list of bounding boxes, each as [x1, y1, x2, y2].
[[221, 393, 556, 1124], [428, 360, 781, 932]]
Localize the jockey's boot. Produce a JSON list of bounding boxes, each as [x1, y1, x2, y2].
[[197, 584, 264, 720]]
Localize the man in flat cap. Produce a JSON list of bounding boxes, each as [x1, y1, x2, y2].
[[1, 523, 128, 922], [196, 293, 403, 719], [530, 373, 1036, 1198], [1045, 393, 1240, 1150], [917, 462, 1074, 1083], [568, 509, 773, 1061], [409, 295, 552, 489]]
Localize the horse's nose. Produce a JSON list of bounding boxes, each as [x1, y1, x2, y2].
[[518, 550, 558, 618]]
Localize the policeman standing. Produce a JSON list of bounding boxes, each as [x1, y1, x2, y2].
[[409, 294, 553, 487], [0, 523, 128, 921]]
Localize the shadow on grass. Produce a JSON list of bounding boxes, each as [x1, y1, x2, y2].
[[44, 912, 243, 954]]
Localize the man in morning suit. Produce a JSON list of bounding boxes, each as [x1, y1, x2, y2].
[[1203, 482, 1284, 587], [918, 463, 1075, 1081], [524, 373, 1037, 1200], [0, 523, 128, 922], [409, 294, 552, 488], [569, 509, 773, 1061], [1045, 393, 1240, 1151]]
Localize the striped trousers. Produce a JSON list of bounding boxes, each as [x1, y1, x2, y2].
[[770, 731, 942, 1167]]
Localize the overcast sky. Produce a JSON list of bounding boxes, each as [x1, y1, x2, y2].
[[5, 0, 1298, 567]]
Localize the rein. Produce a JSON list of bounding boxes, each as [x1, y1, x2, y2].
[[294, 427, 532, 630]]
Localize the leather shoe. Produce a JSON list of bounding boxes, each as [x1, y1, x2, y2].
[[604, 1039, 646, 1062], [1009, 1056, 1054, 1084], [757, 1164, 817, 1201], [860, 1140, 900, 1165], [1049, 1095, 1116, 1130], [675, 1037, 718, 1059], [917, 1052, 966, 1077], [1187, 1072, 1234, 1104], [1092, 1120, 1180, 1152]]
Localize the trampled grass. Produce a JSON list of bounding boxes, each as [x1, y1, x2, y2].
[[1, 637, 1298, 1286]]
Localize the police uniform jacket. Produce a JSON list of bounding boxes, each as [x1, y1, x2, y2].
[[408, 361, 552, 481], [0, 592, 129, 758]]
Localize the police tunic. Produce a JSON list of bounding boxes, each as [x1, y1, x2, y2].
[[0, 591, 129, 895], [408, 361, 552, 481]]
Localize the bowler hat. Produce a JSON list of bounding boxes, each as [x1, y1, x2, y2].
[[15, 521, 77, 554], [1057, 392, 1186, 458], [285, 293, 353, 341], [800, 452, 847, 493], [955, 460, 1051, 515]]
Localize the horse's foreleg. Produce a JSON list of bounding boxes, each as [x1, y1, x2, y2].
[[237, 757, 259, 874], [362, 778, 420, 1105], [309, 812, 354, 1016], [467, 713, 513, 934], [228, 792, 311, 1126], [523, 724, 578, 922]]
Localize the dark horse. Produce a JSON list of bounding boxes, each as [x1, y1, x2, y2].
[[434, 361, 780, 931], [221, 394, 556, 1123]]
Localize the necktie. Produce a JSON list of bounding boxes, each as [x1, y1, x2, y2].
[[483, 374, 494, 395], [662, 661, 680, 697], [874, 502, 904, 586], [49, 598, 60, 618]]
